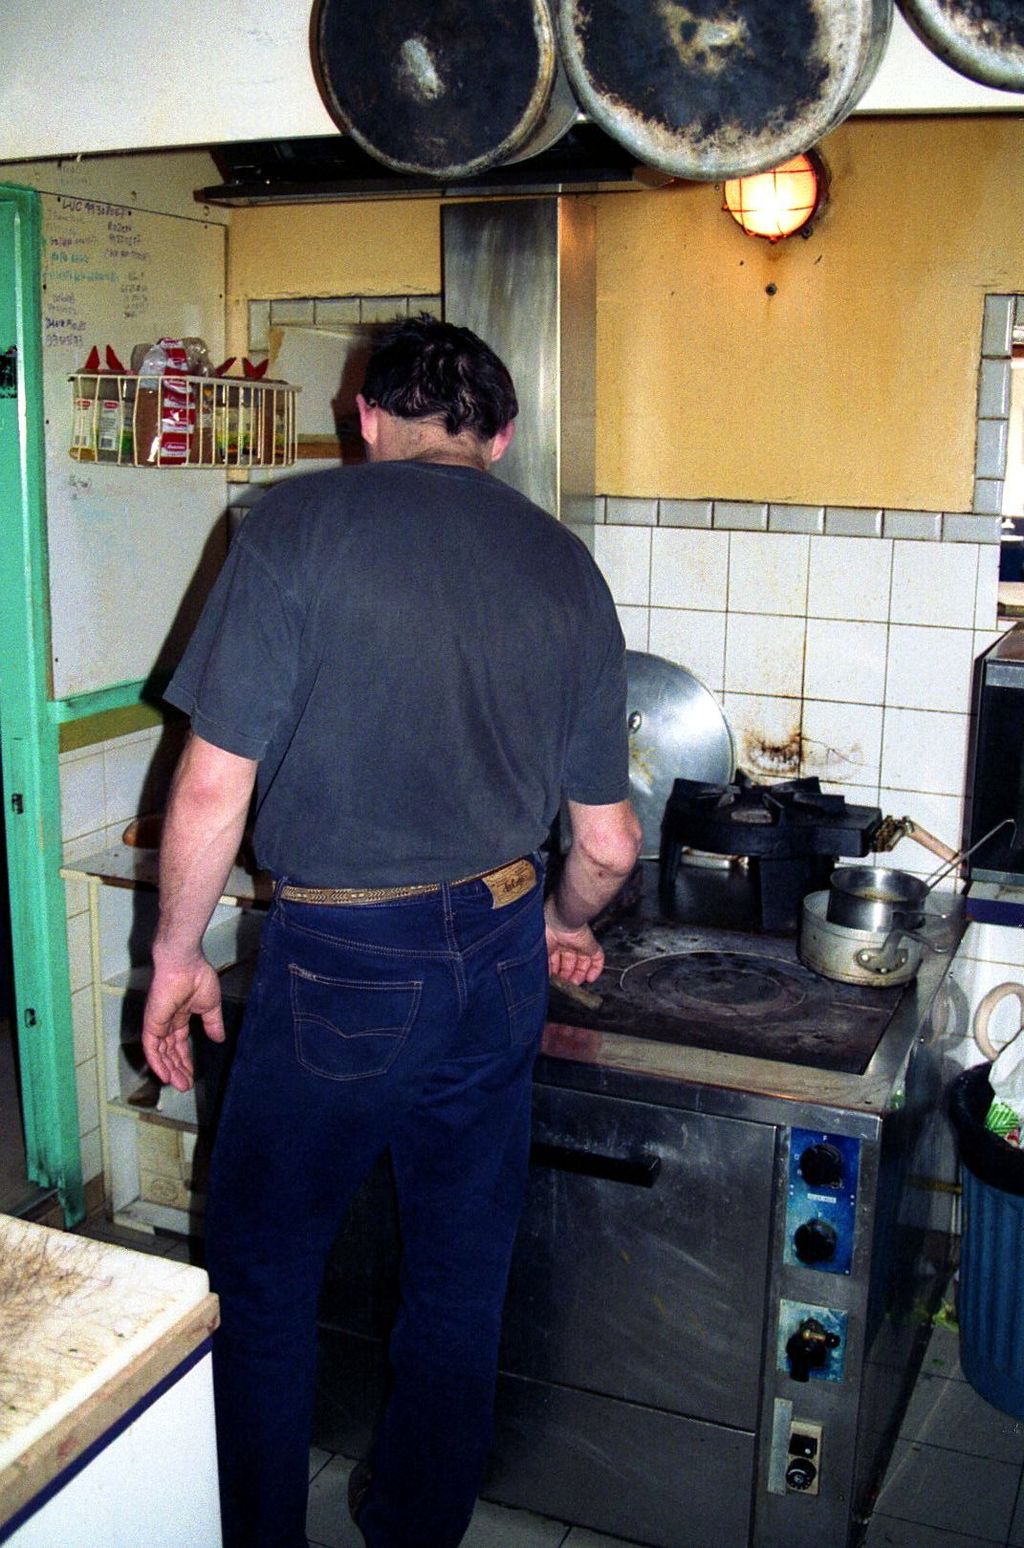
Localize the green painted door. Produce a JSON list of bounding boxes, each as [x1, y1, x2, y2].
[[0, 185, 84, 1224]]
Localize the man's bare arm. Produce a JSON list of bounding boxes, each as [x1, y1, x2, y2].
[[141, 733, 258, 1092], [544, 798, 642, 984]]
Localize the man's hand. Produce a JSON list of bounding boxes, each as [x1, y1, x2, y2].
[[142, 954, 225, 1092], [544, 902, 605, 984], [543, 797, 641, 987]]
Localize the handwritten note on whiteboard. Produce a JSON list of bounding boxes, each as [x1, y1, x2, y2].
[[40, 195, 228, 699]]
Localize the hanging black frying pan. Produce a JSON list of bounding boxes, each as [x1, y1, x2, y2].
[[310, 0, 578, 178], [897, 0, 1024, 91], [553, 0, 893, 181]]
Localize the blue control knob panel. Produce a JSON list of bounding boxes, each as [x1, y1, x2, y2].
[[784, 1128, 860, 1276]]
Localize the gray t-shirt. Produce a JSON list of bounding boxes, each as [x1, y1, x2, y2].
[[165, 459, 628, 886]]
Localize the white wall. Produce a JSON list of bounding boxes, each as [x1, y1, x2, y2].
[[0, 5, 1020, 164]]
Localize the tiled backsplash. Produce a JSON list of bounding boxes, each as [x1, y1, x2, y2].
[[591, 514, 1001, 857]]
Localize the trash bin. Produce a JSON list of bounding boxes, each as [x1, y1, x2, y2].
[[948, 1062, 1024, 1419]]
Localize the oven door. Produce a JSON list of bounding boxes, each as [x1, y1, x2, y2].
[[485, 1083, 779, 1547]]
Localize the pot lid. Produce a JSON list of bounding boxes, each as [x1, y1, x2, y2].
[[626, 650, 734, 856], [554, 0, 892, 180], [898, 0, 1024, 90], [311, 0, 564, 178]]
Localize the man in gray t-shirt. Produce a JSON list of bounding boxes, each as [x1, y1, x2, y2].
[[142, 316, 641, 1548]]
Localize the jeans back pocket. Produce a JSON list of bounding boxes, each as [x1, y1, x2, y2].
[[497, 934, 549, 1048], [289, 966, 423, 1081]]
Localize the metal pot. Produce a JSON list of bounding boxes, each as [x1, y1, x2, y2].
[[311, 0, 574, 178], [554, 0, 893, 181], [826, 864, 930, 933], [898, 0, 1024, 90], [800, 890, 926, 987]]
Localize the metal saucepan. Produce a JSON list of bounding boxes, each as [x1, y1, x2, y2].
[[800, 890, 929, 987], [826, 864, 931, 933], [827, 818, 1017, 934]]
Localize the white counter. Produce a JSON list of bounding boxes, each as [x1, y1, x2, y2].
[[0, 1217, 220, 1546]]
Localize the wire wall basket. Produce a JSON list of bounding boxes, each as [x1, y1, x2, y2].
[[68, 372, 299, 468]]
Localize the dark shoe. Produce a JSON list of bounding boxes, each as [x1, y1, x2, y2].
[[347, 1458, 372, 1530]]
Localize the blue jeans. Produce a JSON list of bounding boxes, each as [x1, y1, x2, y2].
[[205, 860, 548, 1548]]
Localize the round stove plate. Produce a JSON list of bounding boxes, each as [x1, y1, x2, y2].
[[620, 950, 818, 1021]]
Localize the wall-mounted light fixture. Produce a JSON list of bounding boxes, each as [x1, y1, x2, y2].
[[723, 151, 828, 243]]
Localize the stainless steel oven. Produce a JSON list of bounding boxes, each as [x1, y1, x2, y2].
[[314, 855, 962, 1548]]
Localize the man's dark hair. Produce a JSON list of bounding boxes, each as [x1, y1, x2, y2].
[[361, 313, 518, 440]]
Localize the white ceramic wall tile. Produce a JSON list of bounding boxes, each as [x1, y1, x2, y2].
[[80, 1125, 103, 1186], [75, 1054, 99, 1136], [66, 909, 93, 995], [62, 869, 90, 922], [270, 299, 315, 325], [803, 619, 888, 705], [616, 605, 650, 652], [889, 540, 978, 628], [71, 984, 95, 1067], [885, 625, 976, 713], [874, 788, 965, 876], [727, 531, 809, 616], [725, 613, 805, 698], [974, 627, 1006, 664], [104, 735, 159, 828], [801, 701, 884, 787], [59, 749, 106, 844], [360, 296, 408, 323], [880, 707, 971, 797], [313, 297, 361, 326], [947, 950, 987, 1034], [594, 526, 651, 606], [649, 528, 729, 611], [958, 922, 1024, 969], [807, 536, 893, 622], [606, 496, 656, 526], [247, 300, 271, 352], [723, 693, 803, 781], [820, 780, 881, 805], [975, 543, 1001, 631], [648, 608, 727, 694]]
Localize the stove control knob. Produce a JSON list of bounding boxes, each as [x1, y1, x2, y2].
[[793, 1217, 838, 1265], [785, 1457, 817, 1492], [799, 1142, 844, 1190]]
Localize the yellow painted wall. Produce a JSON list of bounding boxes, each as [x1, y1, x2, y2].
[[595, 114, 1024, 510], [225, 200, 441, 357], [226, 115, 1024, 512]]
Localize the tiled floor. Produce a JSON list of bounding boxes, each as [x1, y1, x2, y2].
[[70, 1216, 1024, 1547]]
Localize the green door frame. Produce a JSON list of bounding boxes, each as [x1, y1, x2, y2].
[[1, 185, 84, 1225]]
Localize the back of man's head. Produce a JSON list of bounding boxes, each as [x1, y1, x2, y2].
[[361, 314, 518, 441]]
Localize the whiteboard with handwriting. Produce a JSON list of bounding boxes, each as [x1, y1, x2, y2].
[[41, 194, 227, 700]]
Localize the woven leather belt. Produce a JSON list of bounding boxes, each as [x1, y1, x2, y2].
[[279, 856, 537, 909]]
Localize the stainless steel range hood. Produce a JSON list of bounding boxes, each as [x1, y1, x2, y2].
[[443, 199, 595, 526], [195, 126, 668, 206]]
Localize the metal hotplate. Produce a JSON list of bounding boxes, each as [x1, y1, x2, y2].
[[548, 864, 903, 1075]]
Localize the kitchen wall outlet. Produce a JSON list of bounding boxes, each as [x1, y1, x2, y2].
[[786, 1420, 823, 1496]]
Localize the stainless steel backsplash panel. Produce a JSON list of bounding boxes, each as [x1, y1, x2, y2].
[[442, 198, 595, 523]]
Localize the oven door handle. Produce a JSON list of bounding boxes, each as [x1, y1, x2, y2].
[[529, 1140, 661, 1188]]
